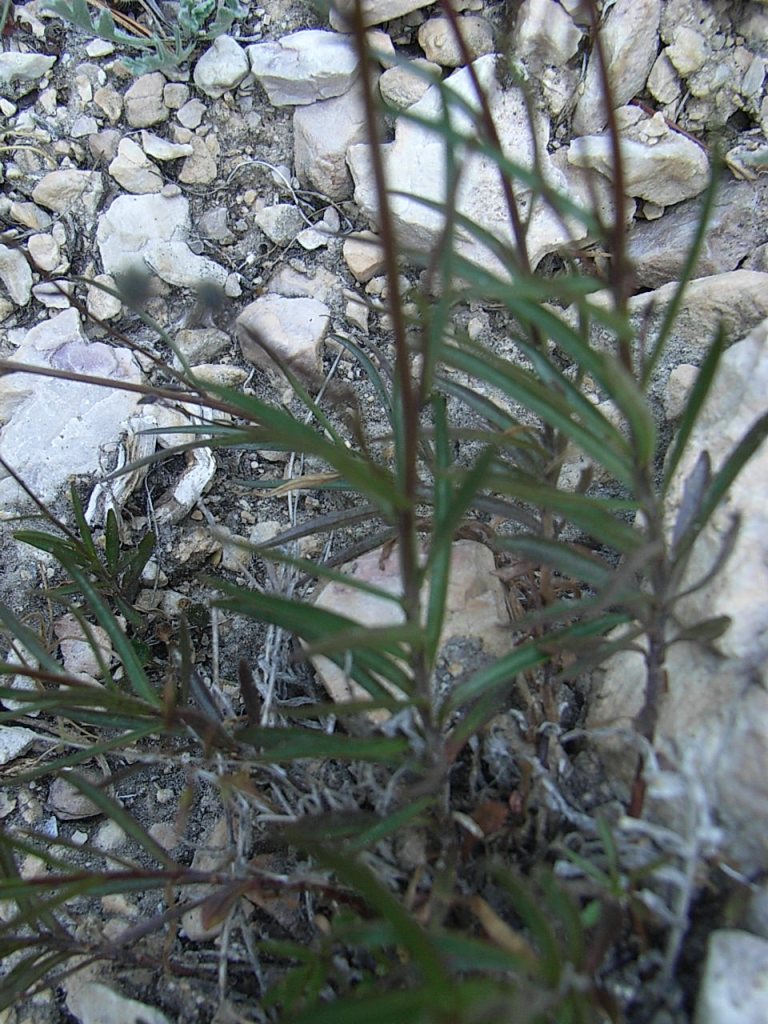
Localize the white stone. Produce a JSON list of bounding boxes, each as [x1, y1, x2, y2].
[[0, 52, 56, 89], [573, 0, 661, 135], [236, 295, 330, 386], [647, 51, 682, 105], [379, 59, 440, 109], [348, 55, 581, 275], [311, 540, 509, 719], [0, 727, 37, 766], [666, 26, 709, 78], [96, 193, 227, 289], [329, 0, 433, 30], [9, 201, 51, 231], [176, 97, 206, 129], [108, 137, 163, 194], [93, 85, 123, 123], [193, 35, 249, 98], [140, 131, 193, 161], [0, 244, 33, 305], [178, 134, 219, 185], [695, 931, 768, 1024], [343, 231, 386, 282], [54, 613, 112, 680], [31, 170, 103, 217], [0, 309, 143, 508], [294, 79, 369, 201], [85, 39, 114, 58], [180, 817, 231, 941], [66, 981, 171, 1024], [568, 114, 709, 205], [71, 114, 98, 137], [86, 274, 122, 321], [173, 327, 230, 365], [514, 0, 582, 67], [664, 363, 698, 420], [247, 30, 359, 106], [32, 280, 73, 309], [417, 16, 495, 68], [124, 72, 169, 127], [253, 204, 304, 244]]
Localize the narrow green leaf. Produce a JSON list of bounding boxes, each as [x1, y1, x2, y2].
[[233, 726, 410, 763]]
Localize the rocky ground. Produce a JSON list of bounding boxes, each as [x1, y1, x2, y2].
[[1, 0, 768, 1021]]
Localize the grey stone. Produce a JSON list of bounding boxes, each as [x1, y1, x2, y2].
[[86, 274, 122, 321], [66, 981, 171, 1024], [0, 309, 143, 508], [31, 169, 103, 217], [514, 0, 583, 67], [178, 134, 219, 185], [0, 727, 37, 766], [294, 79, 369, 201], [0, 52, 56, 90], [349, 55, 582, 275], [695, 931, 768, 1024], [236, 295, 330, 386], [173, 327, 230, 364], [96, 193, 227, 289], [108, 138, 163, 194], [0, 244, 33, 305], [343, 231, 386, 283], [417, 16, 495, 68], [627, 176, 768, 288], [573, 0, 661, 135], [196, 206, 235, 243], [93, 85, 123, 123], [569, 109, 709, 206], [379, 59, 440, 109], [247, 30, 359, 106], [193, 35, 249, 98], [254, 204, 304, 244], [8, 201, 52, 231], [140, 131, 194, 161], [124, 72, 169, 127], [329, 0, 433, 29], [176, 97, 206, 129], [48, 773, 103, 820]]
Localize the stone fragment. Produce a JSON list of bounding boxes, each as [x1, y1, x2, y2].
[[343, 231, 386, 282], [85, 38, 114, 58], [66, 981, 171, 1024], [236, 295, 330, 386], [8, 201, 51, 230], [193, 35, 249, 98], [71, 115, 98, 138], [647, 51, 681, 105], [163, 82, 189, 109], [568, 110, 709, 205], [367, 29, 396, 67], [329, 0, 433, 30], [626, 176, 768, 288], [247, 30, 359, 106], [254, 204, 304, 244], [664, 363, 698, 421], [176, 97, 206, 129], [666, 25, 709, 77], [93, 85, 122, 122], [417, 16, 494, 68], [0, 52, 56, 89], [514, 0, 582, 67], [294, 80, 368, 200], [27, 232, 61, 272], [0, 727, 37, 766], [140, 131, 193, 161], [54, 612, 112, 680], [86, 274, 122, 321], [123, 72, 169, 127], [31, 169, 103, 217], [108, 137, 163, 194], [311, 540, 509, 719], [267, 265, 340, 303], [196, 206, 234, 243], [97, 193, 227, 289], [0, 244, 33, 305], [0, 309, 143, 507], [590, 320, 768, 872], [181, 817, 232, 941], [178, 134, 219, 185], [33, 280, 73, 309], [88, 128, 121, 165], [173, 327, 230, 365], [696, 930, 768, 1024], [379, 58, 440, 109], [573, 0, 661, 135], [349, 55, 580, 275], [48, 773, 103, 820]]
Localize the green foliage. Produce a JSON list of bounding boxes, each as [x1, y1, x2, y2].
[[1, 0, 765, 1017], [43, 0, 246, 74]]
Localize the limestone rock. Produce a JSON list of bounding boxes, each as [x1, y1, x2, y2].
[[514, 0, 583, 67], [236, 295, 330, 386], [417, 16, 495, 68], [0, 309, 143, 507], [97, 193, 227, 289], [0, 52, 56, 90], [294, 80, 369, 201], [86, 274, 122, 321], [93, 85, 122, 122], [123, 72, 169, 127], [193, 35, 249, 98], [31, 169, 103, 217], [379, 58, 440, 109], [66, 981, 171, 1024], [311, 540, 509, 719], [626, 176, 768, 288], [0, 244, 33, 305], [181, 817, 232, 941], [108, 137, 163, 194], [695, 931, 768, 1024], [329, 0, 433, 30], [247, 30, 359, 106], [573, 0, 661, 135], [178, 134, 219, 185], [140, 131, 193, 161], [48, 773, 103, 820], [254, 204, 304, 245], [348, 55, 582, 275], [8, 201, 51, 231], [0, 727, 37, 766], [54, 612, 112, 681], [172, 327, 230, 365], [343, 231, 386, 282], [569, 109, 709, 206]]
